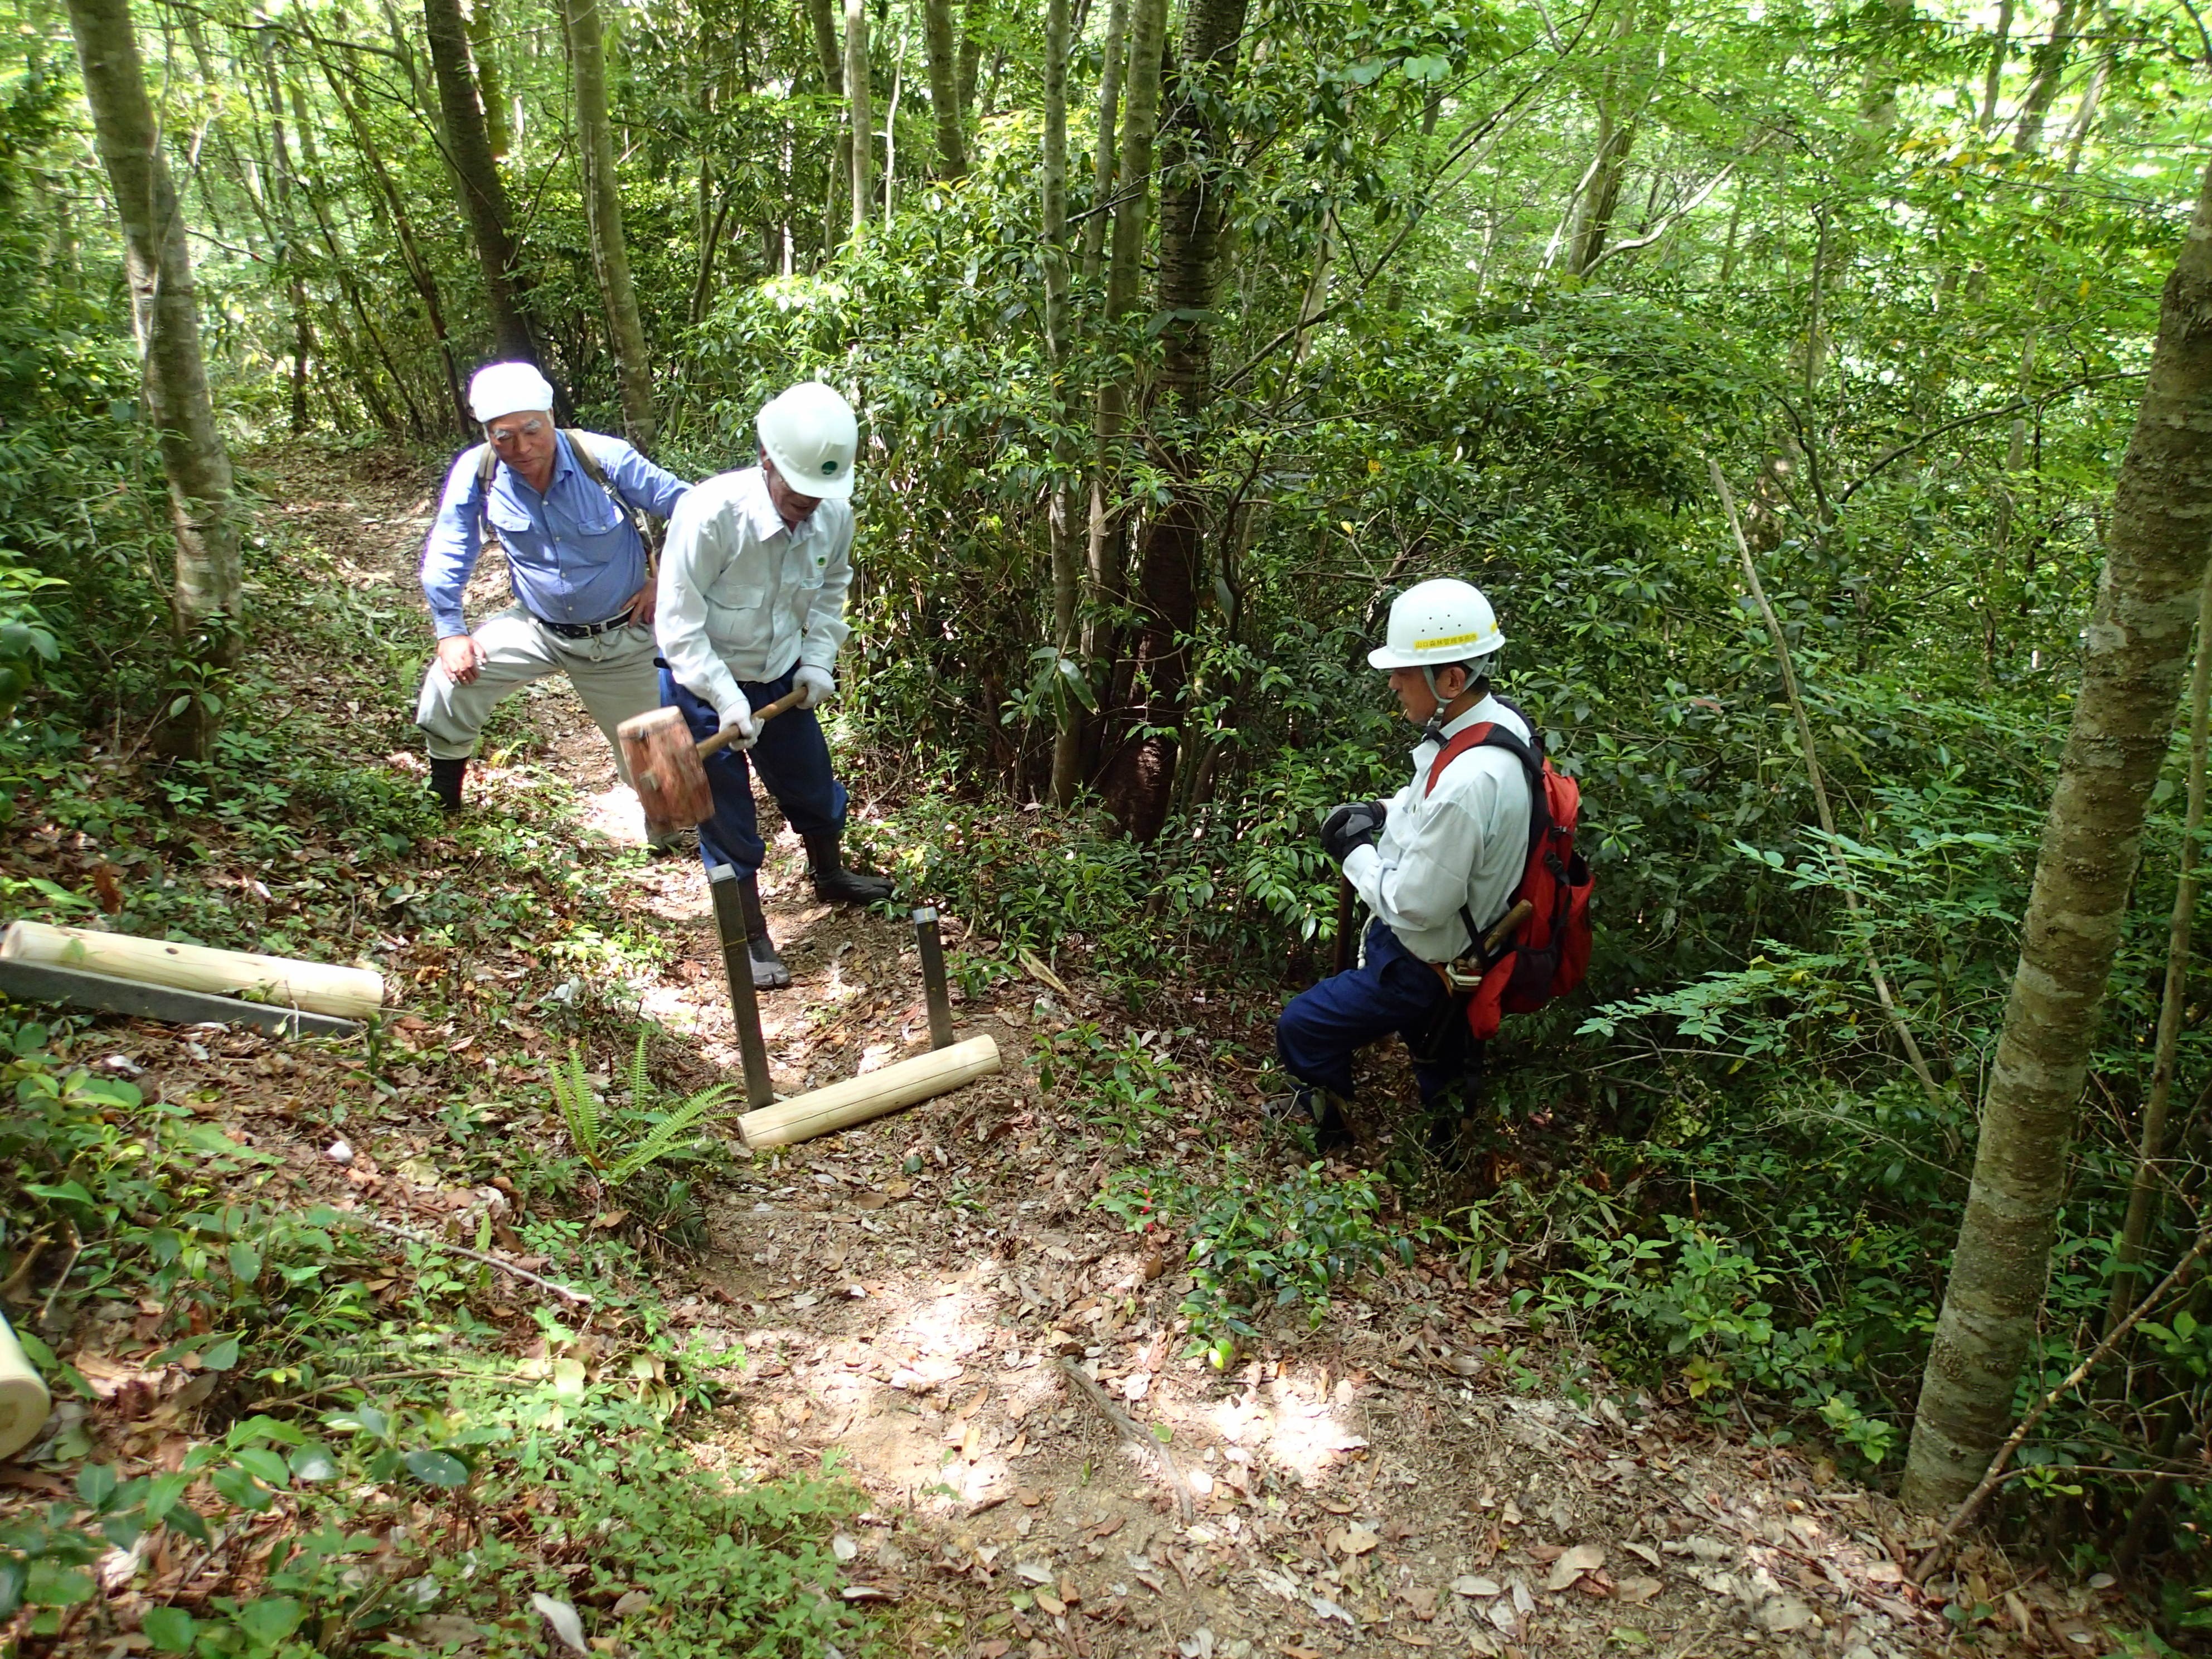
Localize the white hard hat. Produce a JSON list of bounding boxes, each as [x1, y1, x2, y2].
[[469, 362, 555, 425], [1367, 578, 1505, 670], [757, 381, 859, 499]]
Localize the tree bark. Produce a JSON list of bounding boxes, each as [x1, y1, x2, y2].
[[1043, 0, 1083, 806], [1098, 0, 1250, 841], [1900, 154, 2212, 1511], [467, 2, 510, 159], [923, 0, 968, 178], [1978, 0, 2014, 129], [958, 0, 987, 117], [845, 0, 872, 231], [66, 0, 242, 761], [564, 0, 656, 448], [423, 0, 536, 361], [1079, 0, 1128, 285]]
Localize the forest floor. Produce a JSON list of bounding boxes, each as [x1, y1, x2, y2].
[[8, 450, 2138, 1658]]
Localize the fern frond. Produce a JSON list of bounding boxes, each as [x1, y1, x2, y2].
[[607, 1081, 743, 1185], [549, 1045, 604, 1165], [626, 1031, 653, 1118]]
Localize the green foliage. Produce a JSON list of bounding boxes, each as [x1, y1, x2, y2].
[[1099, 1153, 1420, 1347], [549, 1032, 739, 1185]]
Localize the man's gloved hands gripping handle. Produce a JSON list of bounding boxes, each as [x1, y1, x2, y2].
[[1321, 801, 1386, 865]]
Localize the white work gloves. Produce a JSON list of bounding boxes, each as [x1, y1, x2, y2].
[[716, 689, 760, 751], [793, 665, 837, 710]]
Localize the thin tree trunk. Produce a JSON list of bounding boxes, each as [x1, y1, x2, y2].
[[565, 0, 655, 447], [845, 0, 872, 232], [66, 0, 242, 761], [1979, 0, 2015, 128], [467, 3, 510, 159], [423, 0, 536, 361], [1043, 0, 1083, 806], [958, 0, 986, 117], [2011, 0, 2080, 154], [1081, 0, 1167, 693], [2101, 563, 2212, 1337], [1568, 106, 1637, 275], [1099, 0, 1250, 841], [804, 0, 848, 241], [320, 54, 469, 431], [1900, 154, 2212, 1512], [923, 0, 968, 178], [1080, 0, 1128, 286], [258, 37, 313, 435]]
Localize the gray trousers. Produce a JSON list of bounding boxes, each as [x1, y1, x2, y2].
[[414, 604, 660, 785]]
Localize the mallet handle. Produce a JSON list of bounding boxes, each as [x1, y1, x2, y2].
[[694, 685, 809, 763]]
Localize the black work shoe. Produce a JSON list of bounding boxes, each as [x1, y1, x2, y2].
[[803, 830, 895, 905], [738, 874, 793, 991], [429, 756, 467, 814], [746, 933, 793, 990], [1263, 1087, 1353, 1152]]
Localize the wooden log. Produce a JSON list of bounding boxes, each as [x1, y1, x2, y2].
[[0, 1309, 52, 1462], [0, 957, 360, 1037], [0, 920, 384, 1021], [739, 1034, 1000, 1151]]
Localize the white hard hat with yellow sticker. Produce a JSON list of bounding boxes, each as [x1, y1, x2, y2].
[[1366, 578, 1505, 670]]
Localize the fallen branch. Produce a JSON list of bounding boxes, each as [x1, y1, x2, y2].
[[1057, 1356, 1195, 1524], [1911, 1222, 2212, 1582], [348, 1215, 596, 1306]]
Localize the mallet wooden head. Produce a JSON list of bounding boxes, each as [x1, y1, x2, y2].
[[617, 687, 809, 839], [619, 707, 713, 838]]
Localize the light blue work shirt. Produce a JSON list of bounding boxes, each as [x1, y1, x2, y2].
[[419, 431, 691, 637]]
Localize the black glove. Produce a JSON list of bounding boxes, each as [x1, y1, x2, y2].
[[1321, 801, 1387, 865]]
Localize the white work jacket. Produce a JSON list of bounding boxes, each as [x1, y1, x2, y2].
[[1342, 696, 1534, 964], [656, 467, 853, 725]]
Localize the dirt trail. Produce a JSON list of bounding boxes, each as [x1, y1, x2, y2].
[[115, 456, 2092, 1659]]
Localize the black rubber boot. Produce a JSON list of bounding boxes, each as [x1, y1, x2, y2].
[[1263, 1086, 1354, 1153], [738, 874, 792, 990], [429, 756, 467, 814], [803, 829, 895, 906]]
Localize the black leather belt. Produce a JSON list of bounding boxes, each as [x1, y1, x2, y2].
[[536, 613, 633, 639]]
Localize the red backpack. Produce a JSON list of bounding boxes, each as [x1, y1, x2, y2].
[[1423, 701, 1594, 1040]]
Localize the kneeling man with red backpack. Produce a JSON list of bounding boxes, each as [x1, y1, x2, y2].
[[1271, 579, 1593, 1152]]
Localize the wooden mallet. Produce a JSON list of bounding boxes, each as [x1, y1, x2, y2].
[[618, 687, 807, 839]]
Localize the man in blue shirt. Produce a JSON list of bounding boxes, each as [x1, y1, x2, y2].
[[415, 363, 691, 819]]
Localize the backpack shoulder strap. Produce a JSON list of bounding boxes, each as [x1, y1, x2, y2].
[[561, 429, 610, 491]]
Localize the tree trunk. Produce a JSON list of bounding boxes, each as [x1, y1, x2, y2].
[[258, 38, 314, 435], [66, 0, 242, 761], [1043, 0, 1083, 806], [1098, 0, 1249, 841], [958, 0, 987, 117], [467, 3, 511, 159], [1900, 154, 2212, 1512], [2011, 0, 2080, 154], [1079, 0, 1128, 285], [564, 0, 656, 447], [845, 0, 872, 231], [1079, 0, 1168, 730], [423, 0, 537, 361], [923, 0, 967, 178], [1978, 0, 2014, 129]]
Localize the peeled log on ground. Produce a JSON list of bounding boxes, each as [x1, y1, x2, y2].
[[0, 920, 385, 1021], [739, 1034, 1000, 1150]]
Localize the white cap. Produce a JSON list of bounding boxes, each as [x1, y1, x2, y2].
[[756, 381, 859, 499], [1367, 578, 1505, 670], [469, 362, 556, 425]]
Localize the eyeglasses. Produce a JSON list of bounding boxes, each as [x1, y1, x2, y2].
[[488, 418, 548, 443]]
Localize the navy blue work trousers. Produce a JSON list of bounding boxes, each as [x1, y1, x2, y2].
[[659, 664, 846, 877], [1276, 920, 1479, 1108]]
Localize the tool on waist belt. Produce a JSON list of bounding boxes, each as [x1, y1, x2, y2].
[[1434, 898, 1534, 994], [618, 686, 806, 838]]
